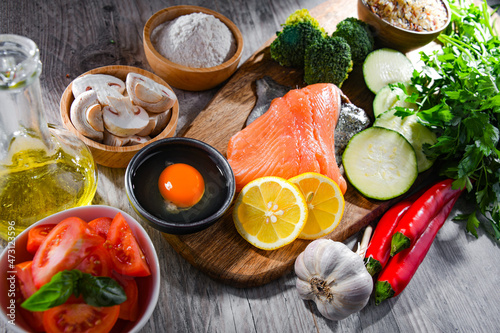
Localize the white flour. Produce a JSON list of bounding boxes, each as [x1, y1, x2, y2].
[[151, 12, 237, 68]]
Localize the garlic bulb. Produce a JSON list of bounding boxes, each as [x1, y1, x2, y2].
[[294, 237, 373, 321]]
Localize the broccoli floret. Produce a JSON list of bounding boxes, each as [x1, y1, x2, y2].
[[284, 9, 326, 36], [332, 17, 374, 65], [270, 9, 326, 68], [304, 36, 353, 87]]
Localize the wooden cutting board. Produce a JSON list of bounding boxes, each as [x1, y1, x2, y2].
[[162, 0, 430, 287]]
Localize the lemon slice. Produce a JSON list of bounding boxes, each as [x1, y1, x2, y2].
[[289, 172, 345, 239], [232, 176, 308, 250]]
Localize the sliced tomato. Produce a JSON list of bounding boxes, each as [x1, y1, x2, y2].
[[106, 213, 151, 277], [113, 272, 139, 321], [14, 261, 45, 332], [27, 224, 55, 254], [32, 217, 104, 288], [14, 261, 38, 299], [42, 303, 120, 333], [76, 244, 113, 277], [88, 217, 113, 239], [18, 305, 45, 332]]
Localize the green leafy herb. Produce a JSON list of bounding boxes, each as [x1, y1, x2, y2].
[[21, 270, 126, 312], [454, 213, 481, 238], [21, 270, 82, 312], [78, 273, 127, 307], [400, 0, 500, 239]]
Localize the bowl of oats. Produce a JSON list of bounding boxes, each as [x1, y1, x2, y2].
[[358, 0, 451, 53]]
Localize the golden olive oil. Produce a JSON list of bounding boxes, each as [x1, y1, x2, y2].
[[0, 144, 97, 240], [0, 35, 98, 241]]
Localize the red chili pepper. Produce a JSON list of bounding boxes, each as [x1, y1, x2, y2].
[[374, 187, 463, 305], [364, 187, 428, 276], [364, 200, 412, 276], [390, 179, 462, 256]]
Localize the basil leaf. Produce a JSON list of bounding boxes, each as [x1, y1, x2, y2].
[[79, 273, 127, 307], [21, 270, 81, 312]]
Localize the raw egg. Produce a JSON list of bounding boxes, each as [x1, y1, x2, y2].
[[158, 163, 205, 209]]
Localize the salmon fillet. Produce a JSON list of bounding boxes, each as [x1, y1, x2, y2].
[[227, 83, 347, 193]]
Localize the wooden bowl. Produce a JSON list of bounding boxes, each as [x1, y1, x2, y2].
[[357, 0, 451, 53], [143, 5, 244, 91], [60, 65, 179, 169]]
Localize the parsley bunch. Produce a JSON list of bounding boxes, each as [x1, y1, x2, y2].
[[398, 0, 500, 239]]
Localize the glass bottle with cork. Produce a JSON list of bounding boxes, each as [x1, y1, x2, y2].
[[0, 34, 97, 240]]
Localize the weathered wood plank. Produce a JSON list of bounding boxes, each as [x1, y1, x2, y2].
[[1, 1, 500, 333]]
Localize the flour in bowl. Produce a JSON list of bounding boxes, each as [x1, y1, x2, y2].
[[151, 12, 237, 68]]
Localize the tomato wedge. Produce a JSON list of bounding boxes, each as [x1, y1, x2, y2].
[[113, 272, 139, 321], [88, 217, 113, 239], [27, 224, 55, 255], [32, 217, 104, 288], [14, 261, 37, 299], [76, 244, 113, 277], [14, 261, 45, 332], [42, 303, 120, 333], [106, 213, 151, 277]]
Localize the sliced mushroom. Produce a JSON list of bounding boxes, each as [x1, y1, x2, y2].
[[72, 74, 126, 98], [126, 72, 177, 113], [70, 90, 104, 142], [96, 88, 125, 107], [103, 130, 151, 147], [102, 95, 149, 137], [126, 135, 151, 146], [136, 109, 172, 137]]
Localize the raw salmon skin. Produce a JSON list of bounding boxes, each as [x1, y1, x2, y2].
[[227, 83, 347, 193]]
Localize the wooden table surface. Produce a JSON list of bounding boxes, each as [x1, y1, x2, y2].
[[2, 0, 500, 332]]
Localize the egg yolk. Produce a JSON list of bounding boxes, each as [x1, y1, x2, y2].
[[158, 163, 205, 208]]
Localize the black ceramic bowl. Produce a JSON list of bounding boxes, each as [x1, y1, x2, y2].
[[125, 137, 236, 234]]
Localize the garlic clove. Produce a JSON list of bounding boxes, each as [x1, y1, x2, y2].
[[302, 239, 328, 277], [295, 278, 315, 300], [317, 296, 353, 321], [294, 252, 312, 281], [320, 242, 348, 283], [316, 298, 341, 321]]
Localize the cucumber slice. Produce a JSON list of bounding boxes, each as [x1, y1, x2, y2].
[[372, 84, 417, 118], [374, 109, 437, 172], [363, 48, 414, 94], [342, 127, 418, 200]]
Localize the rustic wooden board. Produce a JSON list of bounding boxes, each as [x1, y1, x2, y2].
[[162, 0, 426, 287]]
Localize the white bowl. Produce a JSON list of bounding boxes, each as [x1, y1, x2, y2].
[[0, 205, 160, 333]]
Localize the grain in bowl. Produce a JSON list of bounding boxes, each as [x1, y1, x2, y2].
[[363, 0, 448, 32]]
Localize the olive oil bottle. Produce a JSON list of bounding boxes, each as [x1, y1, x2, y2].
[[0, 35, 97, 240]]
